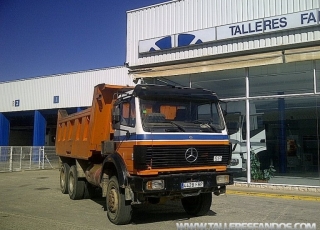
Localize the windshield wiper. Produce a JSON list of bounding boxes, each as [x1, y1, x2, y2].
[[169, 121, 186, 132], [165, 128, 180, 132], [207, 123, 222, 133], [193, 120, 222, 133]]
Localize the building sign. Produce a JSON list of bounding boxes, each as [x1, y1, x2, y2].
[[217, 9, 319, 40], [139, 9, 319, 54]]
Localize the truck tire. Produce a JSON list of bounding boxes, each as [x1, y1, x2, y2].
[[106, 176, 132, 225], [181, 192, 212, 216], [60, 163, 70, 194], [68, 165, 85, 200]]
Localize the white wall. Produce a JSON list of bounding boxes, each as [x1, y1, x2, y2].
[[0, 66, 134, 112]]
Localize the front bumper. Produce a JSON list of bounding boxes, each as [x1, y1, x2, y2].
[[129, 171, 234, 196]]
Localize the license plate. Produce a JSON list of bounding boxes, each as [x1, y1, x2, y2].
[[181, 181, 204, 189]]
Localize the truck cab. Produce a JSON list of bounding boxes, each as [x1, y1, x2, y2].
[[112, 85, 229, 175]]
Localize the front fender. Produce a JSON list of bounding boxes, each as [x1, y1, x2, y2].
[[101, 153, 129, 187]]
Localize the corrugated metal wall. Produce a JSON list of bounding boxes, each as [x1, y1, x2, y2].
[[126, 0, 320, 67], [0, 66, 133, 112]]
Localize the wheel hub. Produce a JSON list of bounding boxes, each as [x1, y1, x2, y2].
[[108, 188, 118, 213]]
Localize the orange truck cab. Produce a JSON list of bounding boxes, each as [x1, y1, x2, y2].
[[56, 84, 233, 225]]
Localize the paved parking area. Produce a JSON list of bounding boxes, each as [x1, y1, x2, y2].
[[1, 170, 319, 230]]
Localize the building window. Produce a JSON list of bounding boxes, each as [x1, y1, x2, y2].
[[53, 96, 59, 104], [250, 61, 314, 97], [14, 100, 20, 107]]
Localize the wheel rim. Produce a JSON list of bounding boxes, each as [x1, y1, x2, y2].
[[108, 186, 119, 214]]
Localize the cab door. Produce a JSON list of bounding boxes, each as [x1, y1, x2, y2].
[[114, 97, 136, 172]]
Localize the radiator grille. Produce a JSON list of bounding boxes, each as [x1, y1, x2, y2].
[[145, 145, 230, 169]]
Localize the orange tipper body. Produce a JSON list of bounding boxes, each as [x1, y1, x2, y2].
[[56, 84, 132, 159], [55, 84, 234, 225]]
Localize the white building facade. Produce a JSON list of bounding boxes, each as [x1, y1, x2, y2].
[[126, 0, 320, 186]]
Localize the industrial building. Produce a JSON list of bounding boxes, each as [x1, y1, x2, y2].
[[0, 66, 134, 146]]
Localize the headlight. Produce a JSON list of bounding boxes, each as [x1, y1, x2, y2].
[[216, 175, 229, 184], [146, 180, 164, 190]]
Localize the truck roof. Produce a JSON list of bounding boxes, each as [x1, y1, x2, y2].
[[133, 84, 219, 101]]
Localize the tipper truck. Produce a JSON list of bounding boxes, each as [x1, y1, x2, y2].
[[56, 83, 233, 225]]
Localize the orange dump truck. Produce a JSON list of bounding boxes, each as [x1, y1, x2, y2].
[[56, 84, 233, 225]]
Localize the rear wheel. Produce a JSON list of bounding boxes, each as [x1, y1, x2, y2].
[[181, 192, 212, 216], [60, 163, 70, 194], [106, 176, 132, 225], [68, 165, 85, 200]]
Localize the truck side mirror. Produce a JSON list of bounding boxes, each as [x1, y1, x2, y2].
[[226, 121, 239, 135], [112, 107, 120, 130]]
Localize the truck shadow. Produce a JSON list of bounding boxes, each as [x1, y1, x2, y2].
[[91, 198, 217, 224], [131, 201, 190, 224], [132, 206, 217, 225]]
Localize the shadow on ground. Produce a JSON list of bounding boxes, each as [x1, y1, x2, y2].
[[91, 197, 217, 225]]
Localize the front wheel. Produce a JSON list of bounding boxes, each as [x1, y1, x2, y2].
[[106, 176, 132, 225], [181, 192, 212, 216]]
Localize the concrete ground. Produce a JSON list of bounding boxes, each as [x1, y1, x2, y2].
[[0, 169, 319, 230]]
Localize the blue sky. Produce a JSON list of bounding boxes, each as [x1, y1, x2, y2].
[[0, 0, 168, 82]]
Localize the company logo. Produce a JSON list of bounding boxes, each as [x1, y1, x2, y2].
[[149, 36, 172, 52], [185, 148, 198, 163], [148, 34, 203, 52], [139, 28, 216, 54]]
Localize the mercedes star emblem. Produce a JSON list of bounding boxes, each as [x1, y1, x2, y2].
[[185, 147, 198, 163]]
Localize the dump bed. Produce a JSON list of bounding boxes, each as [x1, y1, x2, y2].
[[55, 84, 133, 160]]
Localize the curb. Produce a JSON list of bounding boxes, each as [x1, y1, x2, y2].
[[228, 182, 320, 197], [226, 190, 320, 201]]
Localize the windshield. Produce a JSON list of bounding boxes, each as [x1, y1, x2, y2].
[[139, 98, 225, 133]]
